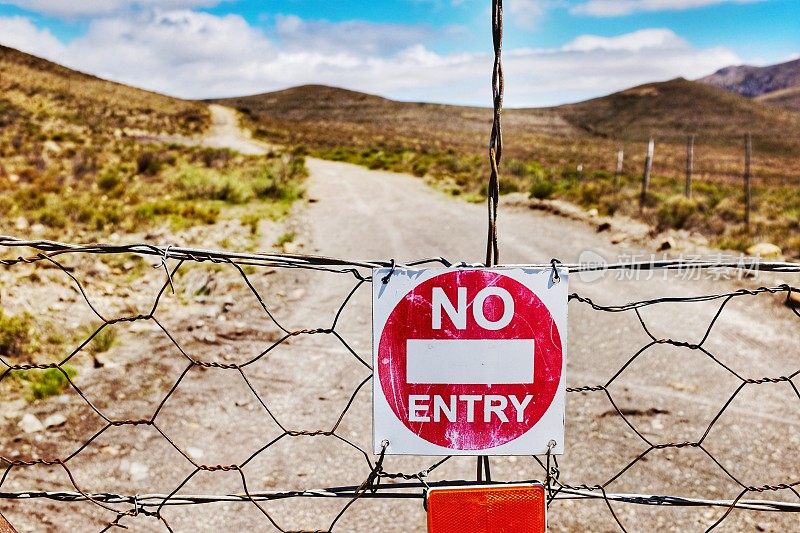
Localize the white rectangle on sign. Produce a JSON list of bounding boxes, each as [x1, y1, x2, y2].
[[406, 339, 534, 384]]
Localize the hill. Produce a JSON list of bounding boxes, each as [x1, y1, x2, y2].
[[218, 79, 800, 164], [215, 84, 574, 151], [0, 46, 305, 242], [0, 45, 208, 138], [756, 85, 800, 112], [699, 58, 800, 98], [558, 77, 800, 145]]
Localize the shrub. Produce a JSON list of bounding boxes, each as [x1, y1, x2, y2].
[[530, 178, 555, 200], [657, 195, 700, 230], [25, 366, 77, 400], [411, 160, 429, 177], [97, 170, 121, 191], [714, 197, 743, 223], [89, 327, 117, 353], [197, 147, 232, 168], [506, 159, 527, 177], [92, 203, 124, 230], [0, 310, 35, 357], [136, 151, 162, 176], [241, 213, 260, 235], [275, 231, 296, 247], [498, 176, 520, 195], [578, 182, 611, 205], [175, 167, 252, 203], [38, 205, 67, 228]]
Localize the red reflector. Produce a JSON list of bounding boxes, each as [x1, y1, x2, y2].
[[427, 484, 547, 533]]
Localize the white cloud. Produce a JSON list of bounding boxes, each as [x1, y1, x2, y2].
[[506, 0, 551, 28], [571, 0, 760, 17], [503, 35, 739, 105], [274, 15, 433, 56], [563, 28, 686, 52], [0, 0, 224, 17], [0, 11, 740, 106], [0, 15, 65, 58]]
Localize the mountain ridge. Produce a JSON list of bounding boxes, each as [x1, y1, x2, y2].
[[699, 57, 800, 108]]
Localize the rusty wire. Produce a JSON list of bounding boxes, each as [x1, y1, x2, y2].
[[0, 237, 798, 532], [486, 0, 503, 268]]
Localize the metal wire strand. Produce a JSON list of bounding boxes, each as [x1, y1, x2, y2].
[[486, 0, 503, 268]]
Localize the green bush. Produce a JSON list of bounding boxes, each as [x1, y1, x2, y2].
[[241, 213, 260, 235], [175, 166, 252, 203], [506, 160, 546, 180], [411, 160, 429, 177], [714, 196, 743, 223], [657, 195, 700, 230], [196, 147, 233, 168], [275, 231, 296, 247], [136, 151, 162, 176], [578, 182, 611, 205], [498, 176, 520, 194], [24, 366, 77, 400], [0, 310, 35, 357], [530, 178, 555, 200], [89, 327, 117, 353], [97, 170, 121, 191], [38, 206, 67, 228]]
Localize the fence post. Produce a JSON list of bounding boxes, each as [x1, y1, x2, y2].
[[614, 149, 624, 190], [640, 138, 654, 211], [685, 134, 694, 199], [744, 132, 752, 229]]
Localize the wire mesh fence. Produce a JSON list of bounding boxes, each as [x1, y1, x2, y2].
[[0, 236, 798, 532]]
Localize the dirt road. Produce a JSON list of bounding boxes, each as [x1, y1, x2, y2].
[[201, 105, 270, 155], [287, 158, 799, 532], [149, 104, 271, 155], [2, 107, 797, 532]]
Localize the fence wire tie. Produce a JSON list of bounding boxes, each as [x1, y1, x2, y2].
[[359, 440, 388, 495], [152, 244, 175, 294], [550, 258, 562, 284], [381, 260, 396, 284], [544, 439, 561, 502]]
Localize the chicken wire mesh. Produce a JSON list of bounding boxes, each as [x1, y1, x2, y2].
[[0, 237, 798, 532]]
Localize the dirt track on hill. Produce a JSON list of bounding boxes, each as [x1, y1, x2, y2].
[[2, 107, 798, 533], [201, 105, 271, 155]]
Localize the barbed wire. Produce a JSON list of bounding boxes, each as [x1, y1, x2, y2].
[[0, 238, 798, 532]]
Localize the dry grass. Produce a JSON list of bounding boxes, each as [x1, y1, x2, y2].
[[0, 46, 307, 242]]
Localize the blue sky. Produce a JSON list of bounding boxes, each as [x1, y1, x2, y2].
[[1, 0, 798, 106]]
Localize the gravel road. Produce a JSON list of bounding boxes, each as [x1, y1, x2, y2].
[[2, 107, 797, 532], [200, 105, 270, 155]]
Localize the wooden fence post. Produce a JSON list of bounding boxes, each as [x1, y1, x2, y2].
[[614, 149, 624, 190], [744, 132, 752, 229], [640, 138, 654, 210], [685, 134, 694, 199]]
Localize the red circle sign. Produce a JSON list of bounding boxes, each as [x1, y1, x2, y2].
[[377, 270, 563, 450]]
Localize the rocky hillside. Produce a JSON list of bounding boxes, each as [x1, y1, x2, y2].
[[699, 57, 800, 109]]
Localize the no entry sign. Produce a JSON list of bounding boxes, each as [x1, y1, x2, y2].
[[373, 267, 568, 455]]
